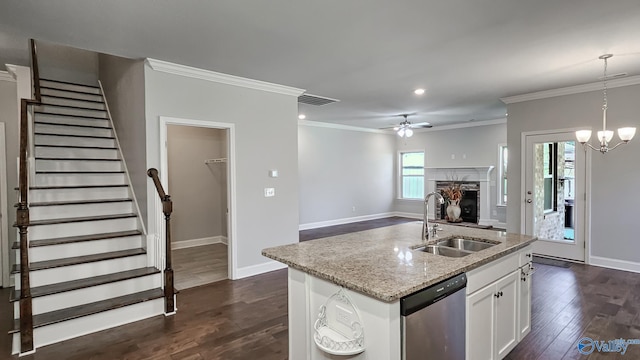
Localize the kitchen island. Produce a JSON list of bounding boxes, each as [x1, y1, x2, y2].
[[262, 221, 537, 360]]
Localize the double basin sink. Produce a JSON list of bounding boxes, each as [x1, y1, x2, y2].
[[414, 237, 498, 258]]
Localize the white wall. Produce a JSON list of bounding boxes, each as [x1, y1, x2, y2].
[[144, 63, 301, 273], [167, 125, 227, 242], [37, 41, 98, 85], [394, 122, 506, 221], [506, 83, 640, 264], [298, 123, 396, 226], [0, 74, 17, 286], [98, 54, 148, 228]]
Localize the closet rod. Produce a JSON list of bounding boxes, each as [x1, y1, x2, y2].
[[205, 158, 227, 164]]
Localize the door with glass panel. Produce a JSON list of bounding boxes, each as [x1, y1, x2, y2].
[[524, 132, 586, 262]]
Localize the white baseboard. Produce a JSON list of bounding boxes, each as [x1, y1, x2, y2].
[[172, 236, 227, 250], [589, 255, 640, 274], [236, 260, 287, 279], [392, 212, 422, 220], [299, 212, 403, 230]]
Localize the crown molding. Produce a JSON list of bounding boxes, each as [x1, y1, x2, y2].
[[0, 70, 15, 82], [145, 58, 305, 97], [501, 75, 640, 104], [298, 119, 389, 134], [419, 118, 506, 132]]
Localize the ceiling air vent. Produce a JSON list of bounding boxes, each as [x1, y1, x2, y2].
[[298, 93, 340, 106]]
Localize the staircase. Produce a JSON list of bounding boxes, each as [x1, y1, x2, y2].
[[11, 78, 165, 354]]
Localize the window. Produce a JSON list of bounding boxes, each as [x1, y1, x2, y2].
[[498, 144, 508, 205], [400, 152, 424, 199], [543, 142, 558, 212]]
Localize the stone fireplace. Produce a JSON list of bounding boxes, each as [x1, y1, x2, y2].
[[425, 166, 494, 226]]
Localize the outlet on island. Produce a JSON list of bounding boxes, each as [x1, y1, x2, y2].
[[264, 188, 275, 197]]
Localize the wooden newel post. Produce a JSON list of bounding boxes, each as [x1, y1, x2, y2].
[[147, 168, 175, 314], [17, 204, 33, 352], [162, 194, 175, 314]]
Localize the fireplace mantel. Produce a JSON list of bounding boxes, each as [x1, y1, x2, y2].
[[424, 166, 495, 225], [425, 166, 494, 182]]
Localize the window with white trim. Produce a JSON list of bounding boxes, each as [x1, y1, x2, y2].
[[400, 151, 424, 199], [498, 144, 508, 205]]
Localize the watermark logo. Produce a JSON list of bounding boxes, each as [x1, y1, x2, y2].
[[576, 337, 640, 355]]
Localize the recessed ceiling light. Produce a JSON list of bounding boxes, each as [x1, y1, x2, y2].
[[298, 114, 306, 120], [414, 88, 425, 95]]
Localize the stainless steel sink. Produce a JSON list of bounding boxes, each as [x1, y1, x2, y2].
[[436, 238, 497, 252], [416, 245, 472, 257]]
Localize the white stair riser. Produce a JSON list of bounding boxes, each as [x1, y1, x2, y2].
[[41, 96, 105, 110], [30, 201, 133, 221], [40, 88, 103, 102], [35, 104, 107, 119], [19, 254, 148, 288], [14, 275, 161, 316], [35, 123, 113, 138], [39, 80, 101, 95], [30, 187, 130, 203], [35, 134, 116, 148], [29, 217, 138, 241], [12, 297, 164, 355], [34, 113, 110, 128], [35, 172, 126, 186], [27, 235, 143, 262], [35, 146, 119, 159], [36, 159, 123, 172]]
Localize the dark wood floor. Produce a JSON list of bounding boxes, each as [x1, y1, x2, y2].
[[2, 217, 639, 359]]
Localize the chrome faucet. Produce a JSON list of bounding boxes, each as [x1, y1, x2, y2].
[[422, 191, 445, 241]]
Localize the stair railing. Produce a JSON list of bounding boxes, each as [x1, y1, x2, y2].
[[147, 168, 175, 314], [17, 38, 42, 354]]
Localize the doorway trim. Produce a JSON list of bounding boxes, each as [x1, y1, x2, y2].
[[0, 123, 8, 287], [520, 128, 591, 263], [159, 116, 238, 280]]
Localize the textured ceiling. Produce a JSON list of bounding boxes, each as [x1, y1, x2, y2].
[[1, 0, 639, 129]]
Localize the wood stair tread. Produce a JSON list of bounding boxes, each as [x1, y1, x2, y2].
[[36, 102, 106, 112], [34, 111, 107, 120], [40, 78, 100, 89], [10, 267, 160, 302], [35, 144, 117, 150], [35, 157, 121, 161], [26, 213, 137, 226], [34, 121, 111, 129], [11, 248, 146, 273], [40, 85, 100, 96], [36, 170, 125, 174], [35, 132, 114, 139], [40, 94, 104, 104], [30, 198, 132, 207], [12, 229, 142, 248], [9, 288, 163, 333], [27, 184, 129, 190]]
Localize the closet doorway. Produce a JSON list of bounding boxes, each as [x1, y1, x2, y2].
[[160, 117, 237, 290]]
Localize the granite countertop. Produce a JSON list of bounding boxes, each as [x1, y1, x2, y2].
[[262, 222, 537, 303]]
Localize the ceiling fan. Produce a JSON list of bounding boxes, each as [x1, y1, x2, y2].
[[381, 114, 432, 137]]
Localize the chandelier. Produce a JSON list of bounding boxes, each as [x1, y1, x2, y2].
[[575, 54, 636, 153]]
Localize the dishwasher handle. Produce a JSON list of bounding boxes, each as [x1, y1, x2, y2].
[[400, 273, 467, 316]]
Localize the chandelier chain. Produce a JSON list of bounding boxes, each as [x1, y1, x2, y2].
[[602, 57, 608, 111]]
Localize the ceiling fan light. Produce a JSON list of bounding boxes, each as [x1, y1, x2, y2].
[[597, 130, 614, 143], [575, 130, 592, 144], [618, 127, 636, 142], [397, 128, 405, 137], [405, 128, 413, 137]]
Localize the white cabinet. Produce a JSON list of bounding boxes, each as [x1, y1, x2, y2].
[[517, 262, 533, 341], [495, 271, 518, 358], [466, 246, 533, 360], [466, 270, 518, 360]]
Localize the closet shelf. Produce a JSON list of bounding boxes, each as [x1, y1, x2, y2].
[[205, 158, 227, 164]]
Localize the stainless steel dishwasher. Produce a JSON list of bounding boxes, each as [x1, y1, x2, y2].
[[400, 273, 467, 360]]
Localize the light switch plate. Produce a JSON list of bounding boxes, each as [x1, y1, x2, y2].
[[264, 188, 275, 197]]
